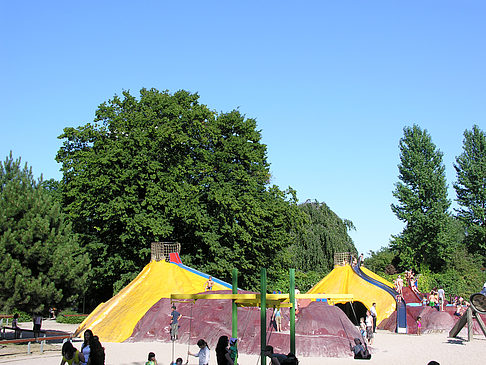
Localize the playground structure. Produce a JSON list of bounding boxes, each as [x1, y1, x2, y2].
[[449, 292, 486, 341]]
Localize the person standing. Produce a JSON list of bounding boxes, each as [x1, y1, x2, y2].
[[170, 305, 182, 341], [12, 313, 21, 339], [358, 253, 364, 267], [370, 303, 377, 333], [33, 313, 42, 338], [80, 329, 93, 365], [272, 307, 282, 332], [216, 336, 234, 365], [437, 287, 445, 311], [189, 339, 210, 365], [365, 310, 374, 345], [204, 276, 214, 291], [481, 280, 486, 296]]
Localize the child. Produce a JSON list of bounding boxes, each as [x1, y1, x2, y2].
[[229, 337, 238, 363], [170, 358, 183, 365], [146, 352, 157, 365], [416, 316, 422, 336], [359, 317, 366, 341], [189, 339, 210, 365]]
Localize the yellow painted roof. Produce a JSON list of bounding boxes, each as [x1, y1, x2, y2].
[[75, 260, 230, 343], [306, 265, 396, 324]]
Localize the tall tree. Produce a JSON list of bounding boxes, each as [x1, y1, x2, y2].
[[391, 125, 452, 272], [56, 88, 300, 297], [0, 152, 89, 313], [454, 125, 486, 256], [291, 200, 356, 273]]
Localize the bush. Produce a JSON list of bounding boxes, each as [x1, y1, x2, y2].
[[56, 310, 87, 324]]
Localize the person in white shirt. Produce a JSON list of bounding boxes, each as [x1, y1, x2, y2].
[[189, 339, 210, 365], [365, 310, 374, 345], [370, 303, 377, 333]]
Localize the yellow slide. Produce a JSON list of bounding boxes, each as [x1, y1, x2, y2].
[[75, 260, 230, 342], [306, 265, 396, 325]]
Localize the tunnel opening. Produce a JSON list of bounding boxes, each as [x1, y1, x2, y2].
[[335, 301, 368, 325]]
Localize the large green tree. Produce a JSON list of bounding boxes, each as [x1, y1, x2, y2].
[[56, 88, 300, 298], [291, 200, 356, 274], [453, 125, 486, 257], [0, 152, 89, 313], [391, 125, 453, 272]]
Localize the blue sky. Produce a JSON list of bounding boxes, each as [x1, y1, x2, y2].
[[1, 1, 485, 255]]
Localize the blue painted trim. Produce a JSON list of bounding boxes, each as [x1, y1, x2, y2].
[[170, 262, 233, 289]]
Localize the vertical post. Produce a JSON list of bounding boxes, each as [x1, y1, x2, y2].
[[289, 268, 296, 355], [232, 268, 238, 364], [467, 306, 473, 341], [260, 268, 267, 365]]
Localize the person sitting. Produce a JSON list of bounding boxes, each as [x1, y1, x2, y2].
[[264, 345, 288, 365], [280, 352, 299, 364], [350, 338, 371, 359]]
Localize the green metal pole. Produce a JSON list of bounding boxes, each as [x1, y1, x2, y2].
[[232, 268, 238, 364], [289, 268, 296, 355], [260, 268, 267, 365]]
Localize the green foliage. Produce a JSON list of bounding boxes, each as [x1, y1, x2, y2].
[[290, 200, 357, 274], [8, 310, 31, 323], [56, 88, 300, 297], [0, 152, 90, 314], [56, 309, 87, 324], [365, 247, 399, 276], [391, 125, 453, 272], [454, 125, 486, 258]]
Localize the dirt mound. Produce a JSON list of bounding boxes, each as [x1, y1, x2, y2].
[[128, 290, 361, 357]]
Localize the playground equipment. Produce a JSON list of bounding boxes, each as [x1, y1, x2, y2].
[[449, 293, 486, 341], [171, 268, 354, 365]]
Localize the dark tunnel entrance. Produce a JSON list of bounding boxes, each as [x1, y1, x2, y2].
[[335, 301, 368, 325]]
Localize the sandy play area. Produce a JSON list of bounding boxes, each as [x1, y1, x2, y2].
[[1, 319, 485, 365]]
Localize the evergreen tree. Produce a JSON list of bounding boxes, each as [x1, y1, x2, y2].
[[391, 125, 452, 272], [454, 125, 486, 256], [56, 88, 300, 297], [0, 152, 89, 313]]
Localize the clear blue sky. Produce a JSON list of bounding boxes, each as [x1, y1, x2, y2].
[[1, 1, 485, 255]]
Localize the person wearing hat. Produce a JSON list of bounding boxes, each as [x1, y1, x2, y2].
[[170, 305, 182, 341], [229, 337, 238, 363]]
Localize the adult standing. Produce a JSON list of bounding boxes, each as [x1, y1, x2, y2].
[[33, 313, 42, 338], [170, 305, 182, 341], [370, 303, 377, 333], [216, 335, 234, 365], [481, 280, 486, 296], [81, 329, 93, 365]]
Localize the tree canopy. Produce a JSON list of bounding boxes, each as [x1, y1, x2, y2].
[[56, 88, 301, 297], [391, 125, 453, 272], [291, 200, 356, 274], [0, 152, 89, 313], [454, 124, 486, 257]]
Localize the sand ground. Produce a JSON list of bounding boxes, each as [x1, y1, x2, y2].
[[1, 320, 485, 365]]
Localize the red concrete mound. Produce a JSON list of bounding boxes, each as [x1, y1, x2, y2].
[[379, 304, 486, 335], [128, 290, 362, 358]]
